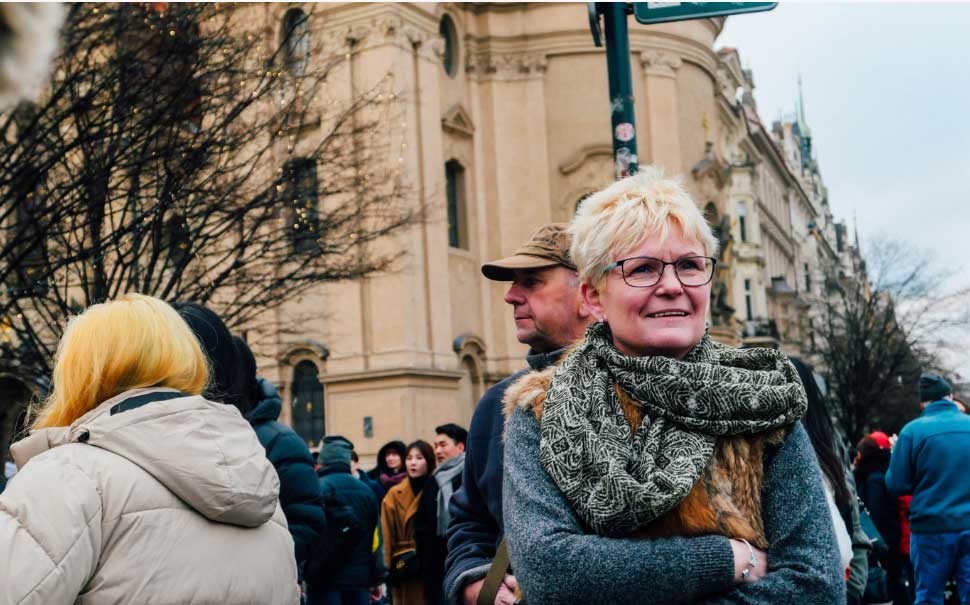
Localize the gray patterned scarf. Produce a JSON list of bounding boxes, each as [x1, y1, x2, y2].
[[539, 321, 807, 536]]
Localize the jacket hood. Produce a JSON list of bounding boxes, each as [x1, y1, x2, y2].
[[245, 378, 282, 425], [370, 440, 407, 476], [12, 387, 280, 528]]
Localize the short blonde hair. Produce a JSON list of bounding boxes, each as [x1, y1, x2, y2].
[[32, 293, 209, 429], [570, 167, 718, 289]]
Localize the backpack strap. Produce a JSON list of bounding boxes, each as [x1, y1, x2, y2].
[[477, 537, 511, 605]]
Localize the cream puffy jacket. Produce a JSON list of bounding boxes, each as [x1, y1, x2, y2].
[[0, 388, 300, 605]]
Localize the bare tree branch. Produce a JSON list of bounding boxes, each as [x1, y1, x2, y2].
[[0, 3, 420, 387]]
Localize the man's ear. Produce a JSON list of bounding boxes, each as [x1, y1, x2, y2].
[[457, 442, 465, 453], [582, 281, 605, 322]]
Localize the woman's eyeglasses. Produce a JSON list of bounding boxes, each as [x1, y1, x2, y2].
[[602, 256, 716, 288]]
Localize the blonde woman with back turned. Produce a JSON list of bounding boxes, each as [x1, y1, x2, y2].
[[0, 294, 299, 604]]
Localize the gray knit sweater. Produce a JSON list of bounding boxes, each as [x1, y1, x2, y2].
[[503, 407, 845, 604]]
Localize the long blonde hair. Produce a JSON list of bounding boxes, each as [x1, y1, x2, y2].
[[32, 293, 209, 429]]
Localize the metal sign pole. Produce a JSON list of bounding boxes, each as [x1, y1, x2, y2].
[[590, 2, 778, 181], [600, 2, 638, 179]]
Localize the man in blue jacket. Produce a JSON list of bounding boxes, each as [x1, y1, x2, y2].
[[443, 224, 593, 605], [886, 372, 970, 604]]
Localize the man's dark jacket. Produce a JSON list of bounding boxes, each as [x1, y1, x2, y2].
[[247, 379, 328, 570], [312, 456, 382, 591], [443, 350, 561, 604]]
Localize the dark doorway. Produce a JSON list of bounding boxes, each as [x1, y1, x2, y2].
[[290, 360, 324, 447]]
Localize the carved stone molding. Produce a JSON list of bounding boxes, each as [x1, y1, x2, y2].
[[327, 15, 440, 60], [559, 144, 614, 175], [465, 50, 548, 82], [281, 339, 331, 366], [640, 50, 683, 78], [442, 103, 475, 138], [557, 146, 613, 221]]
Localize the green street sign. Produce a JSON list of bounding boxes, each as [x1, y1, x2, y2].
[[633, 2, 777, 25]]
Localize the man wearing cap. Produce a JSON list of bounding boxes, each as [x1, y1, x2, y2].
[[443, 223, 592, 605], [886, 372, 970, 604]]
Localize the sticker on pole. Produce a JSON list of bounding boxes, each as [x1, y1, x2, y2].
[[614, 122, 635, 142]]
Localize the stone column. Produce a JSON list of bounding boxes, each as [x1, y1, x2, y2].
[[640, 50, 683, 175], [467, 49, 553, 377]]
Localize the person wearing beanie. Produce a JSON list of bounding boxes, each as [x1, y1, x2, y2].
[[886, 371, 970, 603], [173, 303, 326, 581], [309, 436, 382, 605]]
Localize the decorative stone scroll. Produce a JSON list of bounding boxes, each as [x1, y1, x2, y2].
[[465, 50, 548, 82], [640, 50, 683, 78]]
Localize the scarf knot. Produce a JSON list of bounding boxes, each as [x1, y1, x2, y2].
[[538, 322, 807, 536]]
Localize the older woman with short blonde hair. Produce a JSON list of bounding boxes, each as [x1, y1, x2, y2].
[[502, 168, 843, 604], [1, 294, 299, 604]]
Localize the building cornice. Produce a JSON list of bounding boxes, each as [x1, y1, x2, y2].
[[320, 367, 465, 388]]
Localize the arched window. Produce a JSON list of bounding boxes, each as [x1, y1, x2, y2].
[[281, 8, 309, 77], [291, 360, 325, 447], [445, 159, 467, 249], [282, 157, 319, 254], [439, 14, 459, 78]]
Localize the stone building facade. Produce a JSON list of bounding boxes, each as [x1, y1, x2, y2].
[[241, 3, 863, 464], [254, 2, 760, 462], [0, 3, 863, 466]]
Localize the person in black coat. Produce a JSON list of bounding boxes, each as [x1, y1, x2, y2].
[[855, 435, 909, 605], [309, 436, 382, 605], [173, 302, 327, 574]]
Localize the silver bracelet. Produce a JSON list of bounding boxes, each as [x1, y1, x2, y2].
[[738, 539, 758, 581]]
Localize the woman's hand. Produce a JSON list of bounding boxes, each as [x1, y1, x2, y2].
[[730, 539, 767, 583]]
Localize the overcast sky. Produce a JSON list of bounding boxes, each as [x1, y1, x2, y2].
[[718, 2, 970, 377]]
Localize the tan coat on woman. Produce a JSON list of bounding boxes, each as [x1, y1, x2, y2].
[[381, 479, 429, 605]]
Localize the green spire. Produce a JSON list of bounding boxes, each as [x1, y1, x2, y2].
[[797, 74, 811, 138]]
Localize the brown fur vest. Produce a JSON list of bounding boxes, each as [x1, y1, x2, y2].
[[504, 365, 786, 549]]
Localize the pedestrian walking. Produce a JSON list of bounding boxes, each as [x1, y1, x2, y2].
[[0, 294, 298, 604], [444, 222, 593, 605], [416, 423, 468, 604], [502, 169, 843, 603], [382, 440, 436, 605], [174, 303, 327, 579], [307, 436, 383, 605], [886, 373, 970, 604], [791, 357, 870, 604], [369, 440, 408, 496]]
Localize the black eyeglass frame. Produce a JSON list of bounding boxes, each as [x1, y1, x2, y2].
[[602, 255, 717, 288]]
